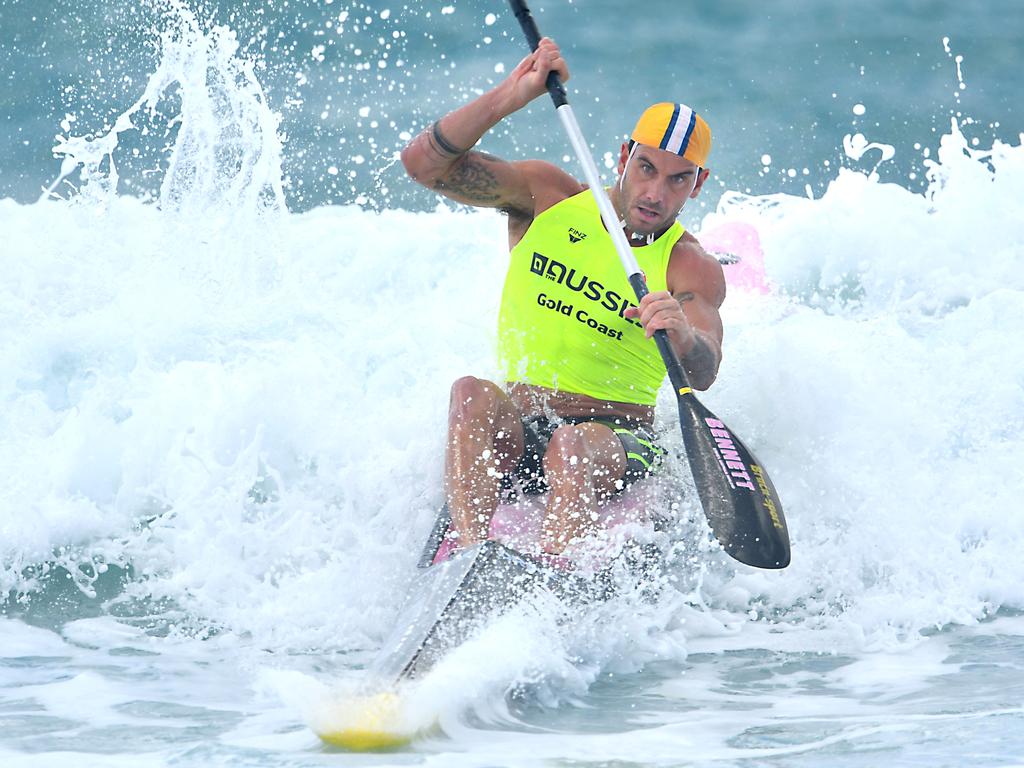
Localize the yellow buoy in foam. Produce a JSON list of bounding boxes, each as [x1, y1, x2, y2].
[[315, 691, 414, 751]]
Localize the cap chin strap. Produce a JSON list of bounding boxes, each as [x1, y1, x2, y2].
[[690, 166, 703, 196], [618, 142, 655, 245], [624, 226, 656, 247], [618, 141, 640, 191]]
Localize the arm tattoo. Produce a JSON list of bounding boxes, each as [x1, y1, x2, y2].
[[674, 292, 718, 385], [433, 153, 501, 203], [430, 120, 469, 157]]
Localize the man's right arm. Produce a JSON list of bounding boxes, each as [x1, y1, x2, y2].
[[400, 37, 576, 218]]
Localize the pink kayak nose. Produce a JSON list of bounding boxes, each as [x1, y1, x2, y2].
[[699, 221, 770, 294]]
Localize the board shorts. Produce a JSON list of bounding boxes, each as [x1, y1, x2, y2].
[[508, 415, 665, 496]]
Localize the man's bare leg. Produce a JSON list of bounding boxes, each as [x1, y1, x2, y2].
[[445, 376, 525, 547], [539, 423, 627, 554]]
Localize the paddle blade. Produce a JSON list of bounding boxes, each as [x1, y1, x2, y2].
[[677, 395, 790, 569]]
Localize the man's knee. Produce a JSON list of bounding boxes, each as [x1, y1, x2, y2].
[[448, 376, 501, 422], [544, 424, 593, 473], [543, 423, 624, 483]]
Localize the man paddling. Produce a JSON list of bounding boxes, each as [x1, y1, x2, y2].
[[401, 37, 725, 555]]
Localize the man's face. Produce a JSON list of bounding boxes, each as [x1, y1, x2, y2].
[[616, 143, 708, 236]]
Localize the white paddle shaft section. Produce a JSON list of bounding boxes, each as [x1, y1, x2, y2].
[[556, 104, 642, 278]]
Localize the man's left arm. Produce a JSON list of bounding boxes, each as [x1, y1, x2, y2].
[[627, 238, 726, 391], [671, 287, 724, 391]]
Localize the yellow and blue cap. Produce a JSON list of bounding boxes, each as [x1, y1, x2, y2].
[[631, 102, 712, 167]]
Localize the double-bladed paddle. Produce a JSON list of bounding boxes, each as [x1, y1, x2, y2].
[[508, 0, 790, 568]]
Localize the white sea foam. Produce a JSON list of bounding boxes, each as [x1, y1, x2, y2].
[[695, 119, 1024, 650], [3, 122, 1022, 710]]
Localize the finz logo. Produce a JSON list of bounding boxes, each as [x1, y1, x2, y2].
[[568, 227, 588, 244]]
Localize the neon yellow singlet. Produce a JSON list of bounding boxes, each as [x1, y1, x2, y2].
[[497, 190, 683, 406]]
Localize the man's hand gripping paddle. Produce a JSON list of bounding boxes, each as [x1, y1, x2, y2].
[[508, 0, 790, 569]]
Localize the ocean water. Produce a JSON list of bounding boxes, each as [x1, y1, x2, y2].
[[2, 0, 1024, 766]]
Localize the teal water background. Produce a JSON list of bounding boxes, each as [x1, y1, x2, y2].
[[1, 0, 1020, 210]]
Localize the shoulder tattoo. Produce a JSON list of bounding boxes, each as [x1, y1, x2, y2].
[[433, 153, 502, 204]]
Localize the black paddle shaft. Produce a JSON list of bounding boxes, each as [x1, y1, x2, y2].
[[508, 0, 567, 107], [505, 0, 791, 569]]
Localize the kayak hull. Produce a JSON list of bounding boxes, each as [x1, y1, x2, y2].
[[372, 539, 598, 682]]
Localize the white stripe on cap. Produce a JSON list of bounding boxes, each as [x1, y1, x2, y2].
[[663, 104, 695, 155]]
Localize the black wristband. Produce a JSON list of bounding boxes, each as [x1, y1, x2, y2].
[[431, 120, 469, 156]]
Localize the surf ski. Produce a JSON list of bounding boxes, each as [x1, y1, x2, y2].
[[369, 487, 666, 685], [364, 222, 771, 685], [314, 496, 659, 750], [312, 219, 778, 749]]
